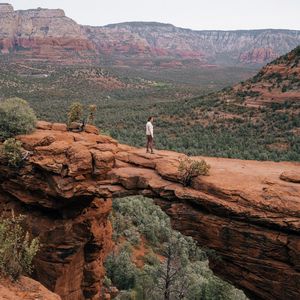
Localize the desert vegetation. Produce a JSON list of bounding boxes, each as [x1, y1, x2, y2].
[[0, 214, 39, 280], [104, 196, 247, 300], [1, 138, 24, 167], [178, 157, 210, 186], [67, 102, 98, 126], [0, 48, 299, 163], [0, 97, 36, 141], [0, 59, 298, 161], [67, 102, 83, 125]]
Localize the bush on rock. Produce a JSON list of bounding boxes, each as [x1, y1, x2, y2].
[[0, 98, 36, 140]]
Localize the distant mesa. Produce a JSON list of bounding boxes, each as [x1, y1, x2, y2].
[[0, 3, 14, 13]]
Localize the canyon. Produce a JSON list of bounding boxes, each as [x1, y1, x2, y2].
[[1, 3, 300, 66], [0, 122, 299, 300]]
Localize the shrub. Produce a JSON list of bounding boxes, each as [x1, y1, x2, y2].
[[87, 104, 97, 124], [0, 98, 37, 140], [0, 213, 39, 281], [2, 138, 23, 167], [178, 157, 210, 186], [123, 228, 140, 246], [67, 102, 83, 125], [104, 246, 137, 290]]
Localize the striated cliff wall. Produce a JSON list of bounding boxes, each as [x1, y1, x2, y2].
[[0, 122, 299, 299], [1, 4, 300, 65], [0, 4, 95, 62], [88, 23, 300, 65]]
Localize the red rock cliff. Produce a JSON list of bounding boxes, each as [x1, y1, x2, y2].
[[0, 4, 95, 62], [1, 4, 300, 65], [0, 122, 299, 300]]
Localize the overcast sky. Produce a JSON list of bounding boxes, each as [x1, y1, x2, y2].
[[7, 0, 300, 30]]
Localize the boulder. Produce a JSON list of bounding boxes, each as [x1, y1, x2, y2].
[[52, 123, 67, 131], [36, 120, 52, 130], [280, 171, 300, 183], [84, 124, 99, 135]]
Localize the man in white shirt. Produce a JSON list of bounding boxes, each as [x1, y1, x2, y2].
[[146, 116, 154, 154]]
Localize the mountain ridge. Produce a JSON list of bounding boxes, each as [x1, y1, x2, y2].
[[103, 21, 300, 33], [1, 3, 300, 66]]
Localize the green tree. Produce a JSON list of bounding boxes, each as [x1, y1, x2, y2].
[[104, 245, 137, 290], [0, 98, 36, 140], [67, 102, 83, 125], [147, 233, 206, 300], [0, 213, 39, 280]]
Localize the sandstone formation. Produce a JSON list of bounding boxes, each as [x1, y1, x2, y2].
[[280, 171, 300, 183], [0, 4, 95, 62], [87, 23, 300, 66], [0, 276, 61, 300], [239, 47, 277, 64], [0, 122, 299, 300], [221, 45, 300, 106], [1, 4, 300, 65]]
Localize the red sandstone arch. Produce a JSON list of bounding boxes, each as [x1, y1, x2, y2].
[[0, 122, 299, 300]]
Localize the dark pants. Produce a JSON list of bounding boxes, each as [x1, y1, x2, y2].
[[146, 135, 154, 152]]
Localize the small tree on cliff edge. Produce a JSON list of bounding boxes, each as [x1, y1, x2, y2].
[[178, 157, 210, 187], [67, 102, 97, 126], [67, 102, 83, 125]]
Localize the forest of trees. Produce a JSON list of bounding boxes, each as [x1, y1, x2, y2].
[[0, 59, 299, 162]]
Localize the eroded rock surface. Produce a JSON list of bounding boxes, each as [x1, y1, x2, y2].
[[0, 276, 61, 300], [0, 122, 299, 299], [0, 4, 94, 62]]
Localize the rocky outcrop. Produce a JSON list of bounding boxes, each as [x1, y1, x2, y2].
[[1, 5, 300, 65], [0, 122, 299, 299], [239, 47, 278, 63], [0, 276, 61, 300], [280, 171, 300, 183], [0, 4, 95, 62]]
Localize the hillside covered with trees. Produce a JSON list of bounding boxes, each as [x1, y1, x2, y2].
[[0, 49, 299, 162]]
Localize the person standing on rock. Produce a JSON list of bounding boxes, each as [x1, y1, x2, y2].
[[146, 116, 154, 154]]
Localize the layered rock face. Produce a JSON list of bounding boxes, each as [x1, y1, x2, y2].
[[87, 23, 299, 65], [1, 4, 300, 65], [0, 4, 94, 62], [0, 122, 299, 299]]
